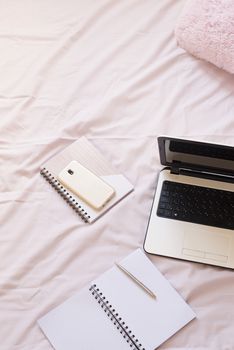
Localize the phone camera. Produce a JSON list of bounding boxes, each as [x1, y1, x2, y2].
[[68, 169, 74, 175]]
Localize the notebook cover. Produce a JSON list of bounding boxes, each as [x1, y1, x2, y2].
[[40, 137, 134, 223]]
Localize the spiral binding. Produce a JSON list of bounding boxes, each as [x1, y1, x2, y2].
[[40, 167, 91, 223], [89, 284, 145, 350]]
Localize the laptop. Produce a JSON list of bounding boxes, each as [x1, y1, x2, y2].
[[144, 136, 234, 269]]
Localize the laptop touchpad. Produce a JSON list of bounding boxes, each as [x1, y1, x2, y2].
[[182, 229, 229, 263]]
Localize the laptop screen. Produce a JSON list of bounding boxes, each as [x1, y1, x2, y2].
[[158, 137, 234, 173]]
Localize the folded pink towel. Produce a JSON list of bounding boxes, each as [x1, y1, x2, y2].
[[175, 0, 234, 74]]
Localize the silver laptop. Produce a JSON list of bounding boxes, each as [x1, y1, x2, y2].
[[144, 136, 234, 269]]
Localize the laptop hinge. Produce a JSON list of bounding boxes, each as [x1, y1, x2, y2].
[[170, 163, 180, 175], [170, 165, 234, 183]]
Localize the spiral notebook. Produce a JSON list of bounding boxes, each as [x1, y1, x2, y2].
[[38, 249, 195, 350], [40, 137, 134, 223]]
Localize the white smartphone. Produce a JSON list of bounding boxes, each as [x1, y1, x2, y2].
[[58, 161, 115, 210]]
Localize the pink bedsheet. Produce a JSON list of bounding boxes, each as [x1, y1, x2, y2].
[[0, 1, 234, 349]]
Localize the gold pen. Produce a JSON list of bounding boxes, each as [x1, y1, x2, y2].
[[115, 262, 156, 299]]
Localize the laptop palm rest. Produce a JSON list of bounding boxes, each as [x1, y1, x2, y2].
[[182, 229, 229, 263]]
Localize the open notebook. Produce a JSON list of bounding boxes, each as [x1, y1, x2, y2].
[[38, 249, 195, 350], [40, 137, 134, 223]]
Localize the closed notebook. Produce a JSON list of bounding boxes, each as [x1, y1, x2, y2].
[[38, 249, 196, 350], [40, 137, 134, 223]]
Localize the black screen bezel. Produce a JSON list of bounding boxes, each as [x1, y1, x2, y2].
[[157, 136, 234, 176]]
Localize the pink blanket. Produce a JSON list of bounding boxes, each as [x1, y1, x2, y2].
[[175, 0, 234, 74]]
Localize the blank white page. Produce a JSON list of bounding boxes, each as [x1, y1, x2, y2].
[[38, 287, 131, 350], [94, 249, 196, 350]]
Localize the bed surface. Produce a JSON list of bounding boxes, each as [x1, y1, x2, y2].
[[1, 1, 234, 349]]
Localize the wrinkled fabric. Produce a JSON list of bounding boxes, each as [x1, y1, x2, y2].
[[0, 1, 234, 349]]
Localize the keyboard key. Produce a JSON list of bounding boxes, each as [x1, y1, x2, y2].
[[161, 196, 169, 203]]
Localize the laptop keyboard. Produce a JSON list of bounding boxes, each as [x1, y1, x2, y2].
[[157, 181, 234, 230]]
